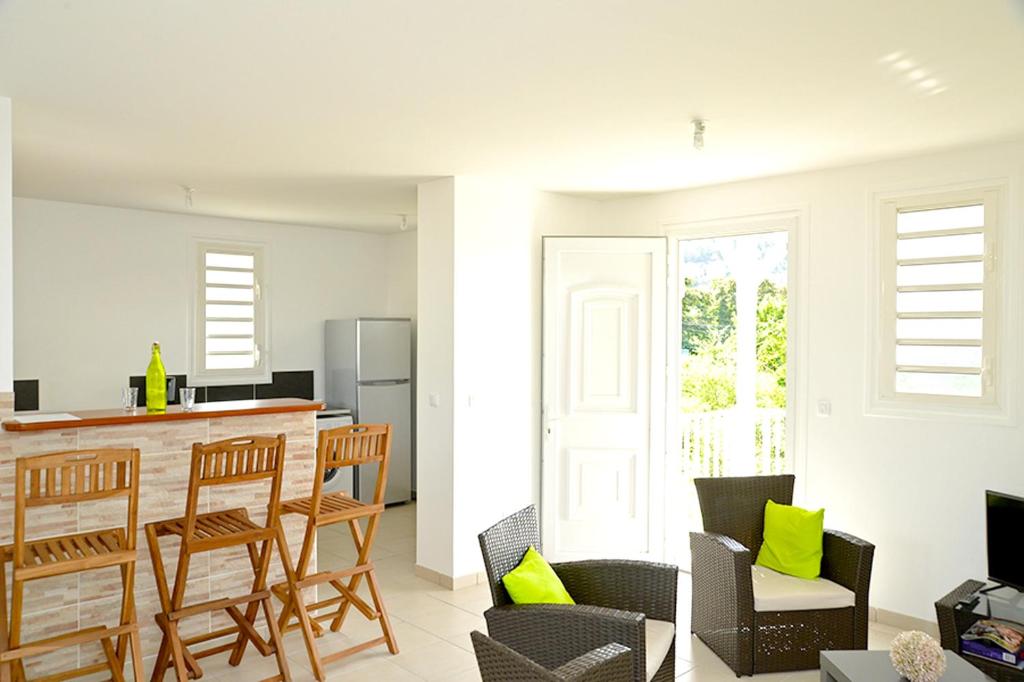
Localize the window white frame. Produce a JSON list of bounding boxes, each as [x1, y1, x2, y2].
[[663, 206, 809, 567], [867, 182, 1010, 421], [190, 238, 271, 385]]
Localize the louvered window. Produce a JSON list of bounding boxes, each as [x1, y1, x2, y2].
[[192, 242, 270, 383], [879, 189, 998, 403]]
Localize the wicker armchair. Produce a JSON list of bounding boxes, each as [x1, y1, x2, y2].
[[472, 630, 633, 681], [479, 506, 677, 682], [690, 475, 874, 676]]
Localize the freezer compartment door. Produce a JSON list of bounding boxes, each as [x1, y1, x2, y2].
[[357, 381, 412, 504], [358, 319, 411, 382]]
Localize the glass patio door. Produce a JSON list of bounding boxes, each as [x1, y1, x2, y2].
[[668, 228, 792, 566]]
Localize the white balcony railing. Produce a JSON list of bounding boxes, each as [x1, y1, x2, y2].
[[680, 407, 787, 477]]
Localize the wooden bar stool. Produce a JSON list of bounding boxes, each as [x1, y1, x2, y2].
[[145, 434, 298, 682], [274, 424, 398, 682], [0, 448, 143, 682]]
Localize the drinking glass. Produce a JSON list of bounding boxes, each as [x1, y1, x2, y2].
[[179, 387, 197, 411], [121, 387, 139, 412]]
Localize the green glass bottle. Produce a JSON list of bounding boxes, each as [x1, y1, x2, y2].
[[146, 342, 167, 413]]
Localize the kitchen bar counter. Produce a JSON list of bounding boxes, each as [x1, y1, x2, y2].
[[2, 397, 323, 431], [0, 397, 322, 677]]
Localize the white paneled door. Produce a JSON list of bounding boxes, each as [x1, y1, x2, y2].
[[542, 237, 666, 561]]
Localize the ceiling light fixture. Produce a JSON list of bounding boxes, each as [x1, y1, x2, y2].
[[183, 185, 195, 209], [692, 119, 706, 151]]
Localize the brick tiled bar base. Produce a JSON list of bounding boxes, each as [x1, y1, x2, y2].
[[0, 403, 318, 677]]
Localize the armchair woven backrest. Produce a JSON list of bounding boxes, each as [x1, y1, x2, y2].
[[694, 474, 794, 555], [478, 505, 540, 607]]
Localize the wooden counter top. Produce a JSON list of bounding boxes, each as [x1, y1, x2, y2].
[[2, 398, 324, 432]]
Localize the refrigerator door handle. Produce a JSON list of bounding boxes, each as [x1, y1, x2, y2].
[[357, 379, 411, 386]]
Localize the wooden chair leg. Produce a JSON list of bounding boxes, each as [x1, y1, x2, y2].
[[164, 618, 190, 682], [146, 525, 174, 682], [228, 537, 274, 666], [275, 524, 325, 681], [261, 595, 292, 682], [128, 627, 145, 682], [114, 554, 138, 679], [8, 579, 26, 682], [121, 560, 145, 682], [330, 514, 382, 632], [365, 567, 398, 655], [151, 526, 194, 682], [275, 516, 312, 632], [101, 637, 126, 682], [150, 628, 171, 682], [0, 559, 10, 682]]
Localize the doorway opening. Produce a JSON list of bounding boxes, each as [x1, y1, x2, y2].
[[670, 228, 792, 564]]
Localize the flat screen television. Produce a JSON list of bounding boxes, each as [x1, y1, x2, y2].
[[987, 490, 1024, 591]]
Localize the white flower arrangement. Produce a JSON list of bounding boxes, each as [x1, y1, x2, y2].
[[890, 630, 947, 682]]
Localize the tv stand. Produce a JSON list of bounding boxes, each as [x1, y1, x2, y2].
[[979, 582, 1019, 597], [937, 580, 1024, 682]]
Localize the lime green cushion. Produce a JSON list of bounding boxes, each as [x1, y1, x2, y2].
[[755, 499, 824, 580], [501, 546, 575, 605]]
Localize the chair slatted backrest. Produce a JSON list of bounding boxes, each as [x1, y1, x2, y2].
[[311, 424, 391, 509], [196, 435, 284, 485], [322, 424, 390, 468], [182, 434, 288, 538], [14, 448, 141, 563]]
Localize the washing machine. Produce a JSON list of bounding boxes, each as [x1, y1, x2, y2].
[[317, 409, 354, 494]]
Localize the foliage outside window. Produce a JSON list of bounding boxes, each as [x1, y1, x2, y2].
[[678, 231, 789, 479]]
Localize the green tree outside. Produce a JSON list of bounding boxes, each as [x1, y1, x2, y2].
[[680, 277, 786, 412]]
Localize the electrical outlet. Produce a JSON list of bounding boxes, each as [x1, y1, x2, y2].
[[816, 399, 832, 417], [429, 393, 440, 408]]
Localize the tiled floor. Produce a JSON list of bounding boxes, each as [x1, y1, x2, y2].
[[166, 502, 905, 681]]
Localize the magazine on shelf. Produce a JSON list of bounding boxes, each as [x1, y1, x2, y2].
[[962, 639, 1024, 669], [961, 618, 1024, 669], [962, 618, 1024, 653]]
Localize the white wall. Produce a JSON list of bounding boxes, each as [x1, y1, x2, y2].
[[0, 98, 12, 392], [416, 178, 456, 577], [13, 198, 416, 410], [385, 229, 417, 319], [598, 139, 1024, 621]]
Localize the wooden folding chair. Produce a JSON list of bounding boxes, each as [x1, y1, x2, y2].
[[274, 424, 398, 682], [0, 448, 143, 682], [145, 434, 298, 682]]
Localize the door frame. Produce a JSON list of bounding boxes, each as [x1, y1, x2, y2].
[[663, 207, 810, 566], [540, 236, 667, 562]]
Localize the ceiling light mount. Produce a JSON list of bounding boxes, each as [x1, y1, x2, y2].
[[692, 119, 706, 151], [182, 185, 195, 209]]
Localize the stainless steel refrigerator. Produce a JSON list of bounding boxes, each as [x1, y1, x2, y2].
[[325, 318, 412, 505]]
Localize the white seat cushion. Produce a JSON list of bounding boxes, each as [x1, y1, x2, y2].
[[645, 618, 675, 681], [751, 565, 855, 612]]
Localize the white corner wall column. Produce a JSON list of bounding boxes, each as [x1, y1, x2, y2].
[[414, 176, 539, 587], [414, 178, 457, 581]]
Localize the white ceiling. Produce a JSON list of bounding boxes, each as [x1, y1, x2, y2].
[[2, 0, 1023, 232]]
